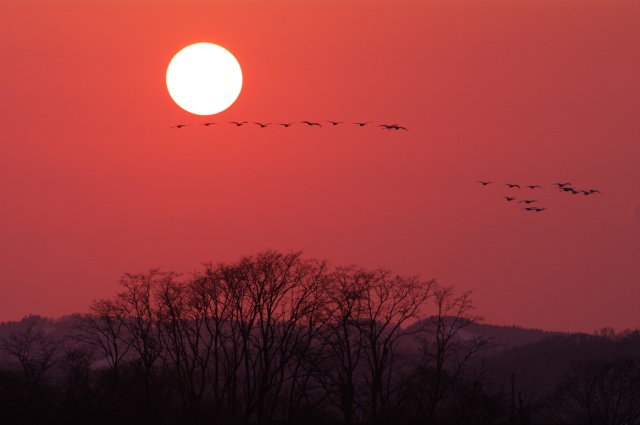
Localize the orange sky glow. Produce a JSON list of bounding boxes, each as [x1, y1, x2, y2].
[[1, 0, 638, 332]]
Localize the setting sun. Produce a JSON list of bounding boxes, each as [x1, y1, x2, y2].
[[166, 42, 242, 115]]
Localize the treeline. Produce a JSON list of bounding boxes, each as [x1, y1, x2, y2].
[[0, 251, 638, 425]]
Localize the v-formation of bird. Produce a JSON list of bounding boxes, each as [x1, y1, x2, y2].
[[170, 121, 408, 130], [476, 181, 601, 213]]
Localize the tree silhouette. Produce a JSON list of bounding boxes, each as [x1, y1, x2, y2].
[[0, 316, 60, 394], [317, 266, 370, 424], [116, 269, 165, 398], [408, 286, 494, 424], [357, 269, 433, 423], [0, 251, 572, 424], [544, 357, 640, 425], [0, 316, 61, 424], [74, 298, 131, 385]]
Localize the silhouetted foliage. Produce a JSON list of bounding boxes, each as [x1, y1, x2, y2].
[[0, 251, 638, 425], [542, 357, 640, 425]]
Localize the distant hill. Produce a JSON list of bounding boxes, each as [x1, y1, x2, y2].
[[401, 318, 640, 397], [403, 318, 565, 352], [0, 315, 77, 364], [1, 314, 637, 376], [462, 322, 562, 349]]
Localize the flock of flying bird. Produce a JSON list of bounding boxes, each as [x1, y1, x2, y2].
[[476, 181, 601, 213], [169, 121, 602, 214], [170, 121, 408, 130]]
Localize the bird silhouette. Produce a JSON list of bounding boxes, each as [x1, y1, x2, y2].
[[518, 199, 539, 204], [504, 196, 517, 201], [301, 121, 322, 127], [581, 189, 601, 195], [229, 121, 248, 126], [559, 188, 580, 195], [326, 121, 343, 126], [379, 124, 408, 130], [554, 183, 572, 188], [278, 122, 295, 127], [526, 185, 542, 189], [200, 122, 217, 126], [477, 181, 493, 186], [170, 124, 189, 129], [253, 122, 271, 128], [506, 184, 521, 189], [533, 207, 547, 212], [354, 122, 371, 127], [522, 207, 537, 211]]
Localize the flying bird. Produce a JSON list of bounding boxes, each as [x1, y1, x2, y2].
[[581, 189, 601, 195], [253, 122, 272, 128], [477, 181, 493, 186], [354, 122, 371, 127], [278, 122, 295, 127], [379, 124, 408, 130], [526, 185, 542, 189], [554, 183, 572, 188], [518, 199, 539, 204], [522, 207, 537, 211], [326, 121, 343, 126], [506, 184, 521, 189], [301, 121, 322, 127], [229, 121, 248, 126], [504, 196, 517, 201], [533, 207, 547, 212], [170, 124, 189, 129], [200, 122, 217, 126], [559, 188, 580, 194]]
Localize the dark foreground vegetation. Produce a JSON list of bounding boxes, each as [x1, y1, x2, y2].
[[1, 251, 638, 425]]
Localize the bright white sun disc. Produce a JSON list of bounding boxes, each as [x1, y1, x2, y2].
[[166, 43, 243, 115]]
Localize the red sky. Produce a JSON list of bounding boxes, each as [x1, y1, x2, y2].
[[1, 0, 638, 333]]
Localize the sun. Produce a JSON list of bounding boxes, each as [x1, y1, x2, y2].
[[166, 43, 243, 115]]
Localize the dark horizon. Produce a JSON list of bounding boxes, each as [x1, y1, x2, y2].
[[1, 252, 638, 425]]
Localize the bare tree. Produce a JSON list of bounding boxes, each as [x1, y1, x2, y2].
[[232, 250, 327, 424], [116, 269, 165, 394], [0, 316, 61, 395], [212, 260, 255, 421], [74, 298, 131, 384], [544, 357, 640, 425], [59, 346, 95, 407], [414, 285, 494, 424], [262, 255, 331, 423], [187, 264, 235, 418], [357, 270, 434, 423], [443, 365, 506, 425], [153, 271, 213, 417], [317, 266, 369, 424]]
